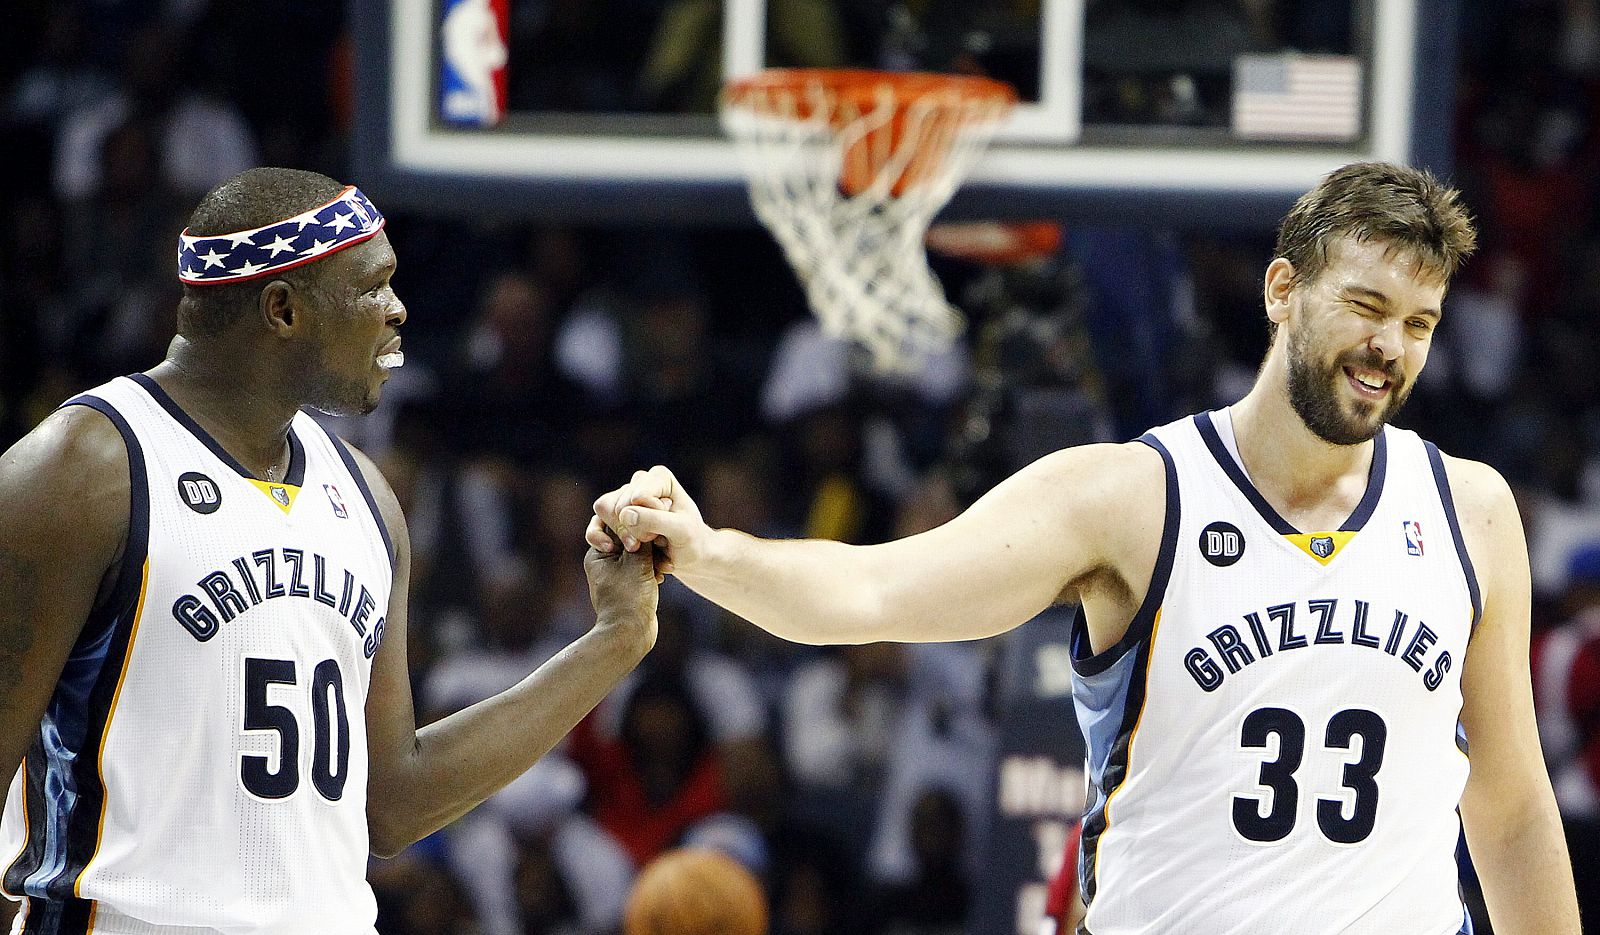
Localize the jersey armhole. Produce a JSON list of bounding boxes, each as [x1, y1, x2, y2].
[[1422, 441, 1483, 633], [319, 428, 397, 573], [59, 395, 150, 634], [1070, 434, 1180, 677]]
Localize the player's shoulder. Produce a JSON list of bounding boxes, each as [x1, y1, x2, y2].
[[1422, 446, 1524, 562], [1020, 441, 1168, 532], [1429, 447, 1516, 518], [1028, 440, 1167, 497], [0, 402, 132, 551], [333, 437, 409, 543], [0, 403, 130, 498]]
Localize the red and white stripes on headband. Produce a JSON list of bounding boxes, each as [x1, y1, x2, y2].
[[177, 186, 387, 285]]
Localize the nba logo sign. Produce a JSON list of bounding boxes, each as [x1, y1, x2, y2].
[[324, 484, 350, 519], [1403, 520, 1424, 556], [439, 0, 509, 127]]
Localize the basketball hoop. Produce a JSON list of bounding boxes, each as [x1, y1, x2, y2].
[[721, 69, 1017, 372]]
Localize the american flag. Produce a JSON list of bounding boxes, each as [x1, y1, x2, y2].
[[1232, 54, 1363, 141]]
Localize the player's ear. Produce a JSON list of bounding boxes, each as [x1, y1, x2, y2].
[[1263, 257, 1296, 327], [260, 280, 296, 335]]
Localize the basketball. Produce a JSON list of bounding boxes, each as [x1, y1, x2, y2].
[[623, 849, 768, 935]]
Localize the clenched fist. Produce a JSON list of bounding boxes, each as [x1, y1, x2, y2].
[[587, 465, 712, 581], [583, 535, 659, 653]]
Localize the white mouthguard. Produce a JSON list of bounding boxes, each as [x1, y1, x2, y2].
[[377, 351, 405, 370]]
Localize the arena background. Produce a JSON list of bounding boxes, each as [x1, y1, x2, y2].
[[2, 1, 1599, 933]]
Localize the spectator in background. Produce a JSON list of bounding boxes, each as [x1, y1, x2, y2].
[[5, 6, 112, 144], [524, 469, 619, 642], [783, 640, 907, 827], [375, 406, 519, 640], [570, 668, 731, 868], [455, 269, 590, 460], [370, 845, 483, 935], [556, 271, 762, 466], [1534, 543, 1600, 922], [53, 22, 258, 203], [511, 833, 583, 935], [863, 788, 971, 935], [572, 603, 773, 869], [425, 558, 569, 722]]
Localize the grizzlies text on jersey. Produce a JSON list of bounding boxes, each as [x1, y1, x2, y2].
[[1071, 409, 1478, 935], [0, 375, 393, 934]]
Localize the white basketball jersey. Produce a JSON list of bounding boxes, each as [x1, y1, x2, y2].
[[1072, 410, 1478, 935], [1, 375, 392, 934]]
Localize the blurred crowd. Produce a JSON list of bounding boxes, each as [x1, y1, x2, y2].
[[4, 1, 1600, 933]]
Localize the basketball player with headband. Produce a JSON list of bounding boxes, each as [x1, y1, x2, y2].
[[0, 167, 660, 934], [593, 164, 1580, 934]]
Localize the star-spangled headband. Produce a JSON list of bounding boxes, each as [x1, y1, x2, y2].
[[178, 186, 386, 285]]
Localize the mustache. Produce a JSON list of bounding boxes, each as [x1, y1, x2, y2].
[[1336, 349, 1403, 385]]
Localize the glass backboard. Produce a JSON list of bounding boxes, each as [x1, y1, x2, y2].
[[352, 0, 1458, 226]]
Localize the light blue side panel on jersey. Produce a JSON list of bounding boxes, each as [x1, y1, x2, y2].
[[23, 630, 110, 897], [1071, 640, 1143, 896], [1073, 648, 1141, 793]]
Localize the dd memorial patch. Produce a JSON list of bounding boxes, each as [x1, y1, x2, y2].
[[1199, 521, 1244, 567], [178, 472, 222, 514]]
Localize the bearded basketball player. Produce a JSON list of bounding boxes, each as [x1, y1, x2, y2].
[[591, 163, 1580, 935]]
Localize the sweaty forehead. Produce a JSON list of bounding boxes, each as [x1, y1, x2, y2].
[[327, 232, 396, 283], [1321, 236, 1446, 294]]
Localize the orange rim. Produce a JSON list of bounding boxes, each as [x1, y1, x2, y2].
[[722, 68, 1018, 117]]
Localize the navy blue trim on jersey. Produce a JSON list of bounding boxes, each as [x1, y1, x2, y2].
[[1069, 434, 1176, 908], [1338, 428, 1388, 531], [18, 893, 93, 934], [3, 396, 152, 928], [1192, 412, 1389, 535], [127, 373, 305, 485], [283, 429, 307, 488], [1070, 434, 1178, 677], [1423, 442, 1483, 629], [1074, 637, 1153, 907], [323, 429, 396, 570]]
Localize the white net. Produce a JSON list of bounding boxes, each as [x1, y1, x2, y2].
[[721, 72, 1014, 372]]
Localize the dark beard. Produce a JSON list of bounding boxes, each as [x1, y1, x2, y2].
[[1286, 328, 1408, 445]]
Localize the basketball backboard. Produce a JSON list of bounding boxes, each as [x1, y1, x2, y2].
[[352, 0, 1460, 227]]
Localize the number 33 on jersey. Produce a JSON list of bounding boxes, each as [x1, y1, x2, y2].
[[1071, 410, 1478, 935]]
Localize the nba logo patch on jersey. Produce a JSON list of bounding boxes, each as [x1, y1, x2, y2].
[[1404, 520, 1424, 556], [324, 483, 350, 519]]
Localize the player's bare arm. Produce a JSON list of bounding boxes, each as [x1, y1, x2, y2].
[[353, 444, 656, 857], [587, 441, 1165, 647], [1449, 454, 1581, 934], [0, 407, 133, 779]]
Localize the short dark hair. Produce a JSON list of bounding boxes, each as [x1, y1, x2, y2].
[[1268, 162, 1477, 344], [177, 167, 346, 338]]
